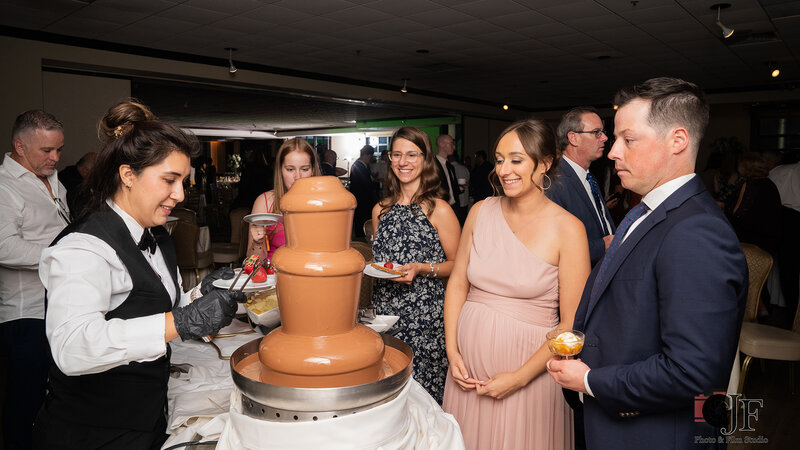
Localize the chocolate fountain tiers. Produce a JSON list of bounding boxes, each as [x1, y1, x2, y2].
[[230, 176, 412, 419], [259, 176, 385, 387]]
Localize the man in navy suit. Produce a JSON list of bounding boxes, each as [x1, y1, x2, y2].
[[548, 107, 616, 266], [548, 77, 747, 449]]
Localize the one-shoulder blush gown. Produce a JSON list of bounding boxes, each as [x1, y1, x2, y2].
[[442, 197, 573, 450]]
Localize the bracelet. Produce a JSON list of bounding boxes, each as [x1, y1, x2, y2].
[[434, 263, 440, 278], [428, 262, 435, 278]]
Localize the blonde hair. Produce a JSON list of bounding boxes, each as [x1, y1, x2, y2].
[[269, 138, 321, 213]]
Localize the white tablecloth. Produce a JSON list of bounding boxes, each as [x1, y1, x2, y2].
[[164, 321, 464, 449]]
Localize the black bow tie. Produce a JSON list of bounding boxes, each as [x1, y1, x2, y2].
[[137, 229, 157, 254]]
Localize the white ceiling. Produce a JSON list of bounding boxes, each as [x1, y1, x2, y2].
[[1, 0, 799, 130]]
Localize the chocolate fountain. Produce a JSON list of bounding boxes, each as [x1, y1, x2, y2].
[[229, 176, 412, 422]]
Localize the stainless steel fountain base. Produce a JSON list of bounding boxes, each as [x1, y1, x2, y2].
[[230, 334, 413, 422]]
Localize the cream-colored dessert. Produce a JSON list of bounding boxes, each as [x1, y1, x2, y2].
[[546, 330, 584, 356]]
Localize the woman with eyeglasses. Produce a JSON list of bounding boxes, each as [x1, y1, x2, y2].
[[370, 126, 461, 403], [441, 119, 590, 449], [33, 99, 244, 449], [247, 138, 321, 262]]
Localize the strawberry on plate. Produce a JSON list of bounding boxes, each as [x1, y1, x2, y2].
[[242, 254, 260, 274], [384, 262, 394, 269], [252, 266, 267, 283]]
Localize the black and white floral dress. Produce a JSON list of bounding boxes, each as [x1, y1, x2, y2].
[[372, 202, 448, 403]]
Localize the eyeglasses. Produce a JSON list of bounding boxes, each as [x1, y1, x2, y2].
[[572, 129, 606, 138], [388, 151, 421, 163], [54, 197, 71, 224]]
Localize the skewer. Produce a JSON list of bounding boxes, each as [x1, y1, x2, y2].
[[238, 260, 263, 292]]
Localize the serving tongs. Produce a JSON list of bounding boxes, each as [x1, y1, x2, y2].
[[204, 260, 264, 344], [228, 259, 264, 291]]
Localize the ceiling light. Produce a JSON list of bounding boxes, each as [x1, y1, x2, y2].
[[400, 79, 408, 94], [613, 104, 619, 110], [712, 4, 734, 39], [771, 68, 780, 78], [502, 104, 509, 110], [226, 47, 237, 73]]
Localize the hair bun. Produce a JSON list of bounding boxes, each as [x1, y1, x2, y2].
[[98, 98, 156, 142]]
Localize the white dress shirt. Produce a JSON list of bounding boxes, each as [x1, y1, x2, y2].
[[435, 155, 456, 205], [583, 173, 695, 397], [562, 155, 614, 233], [40, 201, 191, 376], [0, 152, 70, 323], [769, 162, 800, 213]]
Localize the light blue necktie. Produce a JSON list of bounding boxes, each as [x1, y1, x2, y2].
[[591, 202, 649, 299]]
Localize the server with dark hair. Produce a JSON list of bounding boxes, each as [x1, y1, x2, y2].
[[33, 99, 244, 449]]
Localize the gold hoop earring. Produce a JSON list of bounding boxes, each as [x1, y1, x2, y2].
[[542, 173, 552, 191]]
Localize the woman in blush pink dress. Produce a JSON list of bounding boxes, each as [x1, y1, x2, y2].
[[442, 119, 590, 450]]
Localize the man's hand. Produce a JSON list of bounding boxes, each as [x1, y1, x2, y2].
[[547, 357, 590, 394], [602, 235, 614, 250]]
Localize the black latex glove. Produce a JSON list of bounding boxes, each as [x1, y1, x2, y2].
[[200, 267, 236, 295], [172, 289, 246, 341]]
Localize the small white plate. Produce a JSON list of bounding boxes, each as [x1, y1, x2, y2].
[[364, 315, 400, 333], [212, 268, 275, 293], [363, 262, 405, 279], [243, 213, 283, 226]]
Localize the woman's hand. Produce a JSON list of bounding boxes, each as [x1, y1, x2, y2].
[[447, 351, 482, 391], [475, 372, 524, 400], [391, 262, 423, 285], [249, 224, 266, 243]]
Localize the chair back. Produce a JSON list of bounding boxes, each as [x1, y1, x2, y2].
[[350, 241, 374, 308], [170, 207, 197, 224], [172, 220, 199, 269], [229, 207, 250, 244], [741, 243, 773, 323], [363, 219, 374, 243]]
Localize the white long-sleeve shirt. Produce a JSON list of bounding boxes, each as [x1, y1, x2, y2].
[[40, 201, 191, 376], [0, 152, 70, 323]]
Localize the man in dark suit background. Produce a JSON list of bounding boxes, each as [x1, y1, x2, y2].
[[548, 77, 747, 449], [434, 134, 459, 208], [58, 151, 96, 214], [349, 144, 378, 238], [548, 107, 615, 266]]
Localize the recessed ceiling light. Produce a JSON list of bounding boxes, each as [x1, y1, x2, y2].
[[502, 104, 509, 110]]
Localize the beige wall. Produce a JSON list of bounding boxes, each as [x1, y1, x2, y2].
[[42, 71, 130, 167], [462, 116, 512, 160], [698, 103, 751, 171]]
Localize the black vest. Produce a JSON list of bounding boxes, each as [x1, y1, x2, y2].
[[44, 210, 179, 431]]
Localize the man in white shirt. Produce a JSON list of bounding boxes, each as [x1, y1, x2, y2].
[[435, 134, 459, 210], [548, 107, 616, 266], [0, 110, 67, 449], [548, 77, 747, 449], [447, 153, 470, 225]]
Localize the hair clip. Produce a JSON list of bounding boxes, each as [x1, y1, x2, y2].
[[112, 122, 133, 139]]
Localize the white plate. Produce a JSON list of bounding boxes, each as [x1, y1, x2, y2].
[[363, 262, 405, 279], [166, 216, 179, 222], [243, 213, 283, 226], [212, 268, 275, 293], [364, 315, 399, 333]]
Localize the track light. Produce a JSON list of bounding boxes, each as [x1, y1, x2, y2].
[[713, 4, 734, 39], [226, 47, 237, 74], [400, 79, 408, 93]]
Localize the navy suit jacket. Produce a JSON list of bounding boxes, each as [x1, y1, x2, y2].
[[573, 176, 747, 449], [547, 162, 615, 266]]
